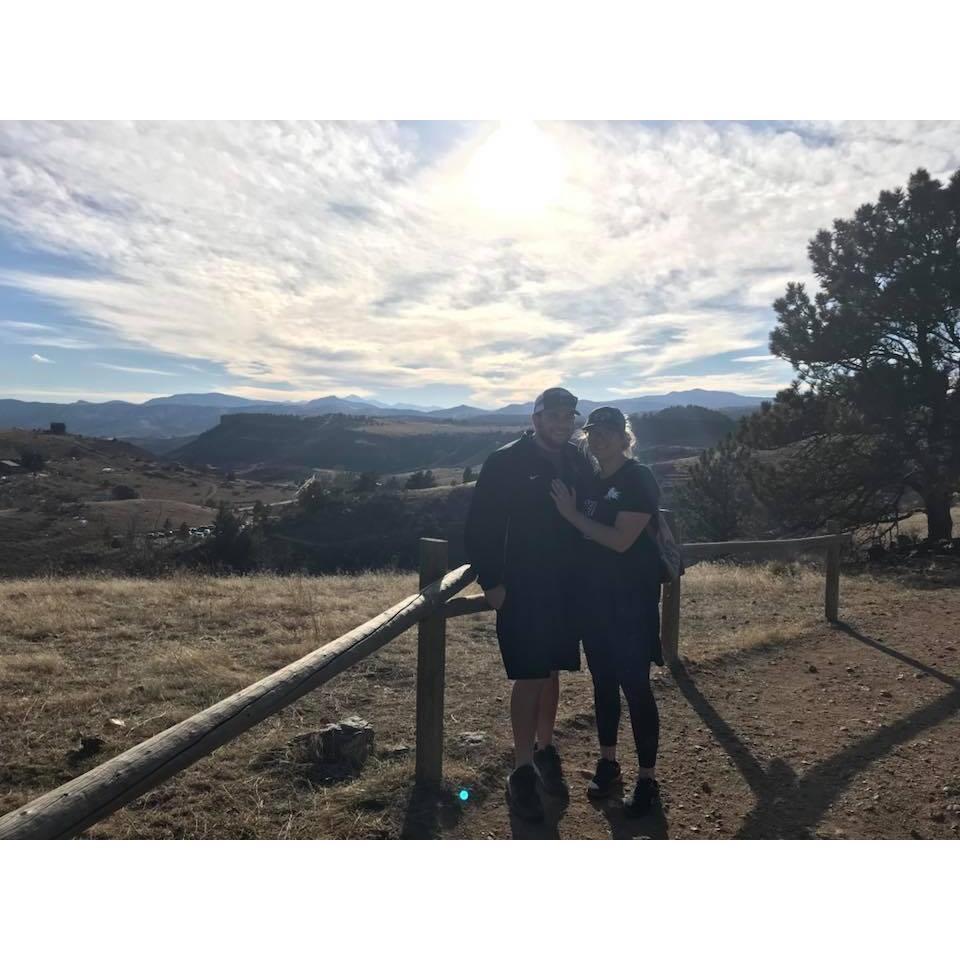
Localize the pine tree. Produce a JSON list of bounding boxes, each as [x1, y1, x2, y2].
[[764, 167, 960, 540]]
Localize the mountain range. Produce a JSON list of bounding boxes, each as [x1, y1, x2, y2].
[[0, 389, 770, 443]]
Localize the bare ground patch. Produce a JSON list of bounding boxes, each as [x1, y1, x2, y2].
[[81, 499, 217, 529]]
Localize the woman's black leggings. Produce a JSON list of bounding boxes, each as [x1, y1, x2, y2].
[[584, 603, 660, 768]]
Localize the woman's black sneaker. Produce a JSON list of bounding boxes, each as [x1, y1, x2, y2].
[[586, 758, 622, 799], [533, 744, 569, 799], [506, 764, 544, 822], [623, 777, 659, 818]]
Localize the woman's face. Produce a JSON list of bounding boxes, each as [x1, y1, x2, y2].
[[586, 425, 622, 460]]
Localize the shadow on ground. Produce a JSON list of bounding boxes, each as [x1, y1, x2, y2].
[[400, 783, 465, 839], [595, 790, 670, 839], [672, 623, 960, 839], [508, 802, 563, 840]]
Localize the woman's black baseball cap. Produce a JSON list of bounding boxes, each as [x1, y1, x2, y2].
[[583, 406, 627, 432]]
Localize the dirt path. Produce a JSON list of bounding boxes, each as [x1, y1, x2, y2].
[[440, 585, 960, 840]]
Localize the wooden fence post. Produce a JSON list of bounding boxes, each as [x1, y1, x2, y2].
[[415, 538, 448, 787], [824, 538, 841, 622], [660, 513, 682, 668]]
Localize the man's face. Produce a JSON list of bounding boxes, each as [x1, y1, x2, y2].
[[533, 407, 577, 448]]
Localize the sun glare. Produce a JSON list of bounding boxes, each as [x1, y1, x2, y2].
[[463, 121, 566, 219]]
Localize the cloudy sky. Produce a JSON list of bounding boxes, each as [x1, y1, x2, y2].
[[2, 120, 959, 407]]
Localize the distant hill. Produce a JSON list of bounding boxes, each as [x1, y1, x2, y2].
[[1, 389, 768, 442], [169, 413, 519, 475], [369, 399, 438, 412], [630, 405, 736, 450], [171, 404, 746, 479], [299, 395, 395, 415], [143, 393, 261, 408], [624, 389, 769, 411], [0, 398, 236, 439], [497, 390, 770, 418], [425, 405, 490, 420], [0, 427, 295, 577], [120, 435, 200, 455]]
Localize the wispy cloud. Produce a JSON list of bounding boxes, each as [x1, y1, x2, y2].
[[3, 320, 52, 331], [616, 372, 791, 397], [30, 352, 54, 363], [94, 362, 177, 376], [5, 326, 98, 350], [1, 120, 958, 404]]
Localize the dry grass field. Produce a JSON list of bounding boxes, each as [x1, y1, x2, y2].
[[1, 561, 958, 839], [890, 506, 960, 541], [81, 498, 218, 529]]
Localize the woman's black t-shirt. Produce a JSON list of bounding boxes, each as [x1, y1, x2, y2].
[[578, 459, 662, 594]]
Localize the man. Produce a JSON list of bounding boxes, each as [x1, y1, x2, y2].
[[464, 387, 594, 822]]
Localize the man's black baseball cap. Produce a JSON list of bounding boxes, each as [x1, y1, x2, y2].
[[583, 406, 627, 432], [533, 387, 580, 415]]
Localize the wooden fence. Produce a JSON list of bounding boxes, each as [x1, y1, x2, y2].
[[661, 527, 850, 664], [0, 530, 850, 840]]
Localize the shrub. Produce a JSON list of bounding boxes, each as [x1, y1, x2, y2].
[[672, 437, 761, 541], [209, 503, 255, 571], [404, 469, 436, 490], [297, 475, 328, 512], [353, 472, 380, 493]]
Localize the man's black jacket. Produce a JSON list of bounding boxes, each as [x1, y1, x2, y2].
[[464, 431, 594, 592]]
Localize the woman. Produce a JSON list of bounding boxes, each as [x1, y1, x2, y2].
[[549, 405, 663, 817]]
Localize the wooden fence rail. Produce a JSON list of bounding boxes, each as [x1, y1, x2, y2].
[[674, 532, 851, 658], [0, 556, 475, 840], [0, 531, 851, 840]]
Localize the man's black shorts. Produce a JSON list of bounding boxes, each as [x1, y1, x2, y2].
[[495, 574, 581, 680]]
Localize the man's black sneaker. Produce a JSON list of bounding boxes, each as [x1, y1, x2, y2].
[[586, 758, 622, 799], [506, 764, 544, 822], [623, 777, 660, 818], [533, 744, 569, 799]]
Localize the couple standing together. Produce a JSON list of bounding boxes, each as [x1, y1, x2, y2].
[[464, 386, 665, 823]]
